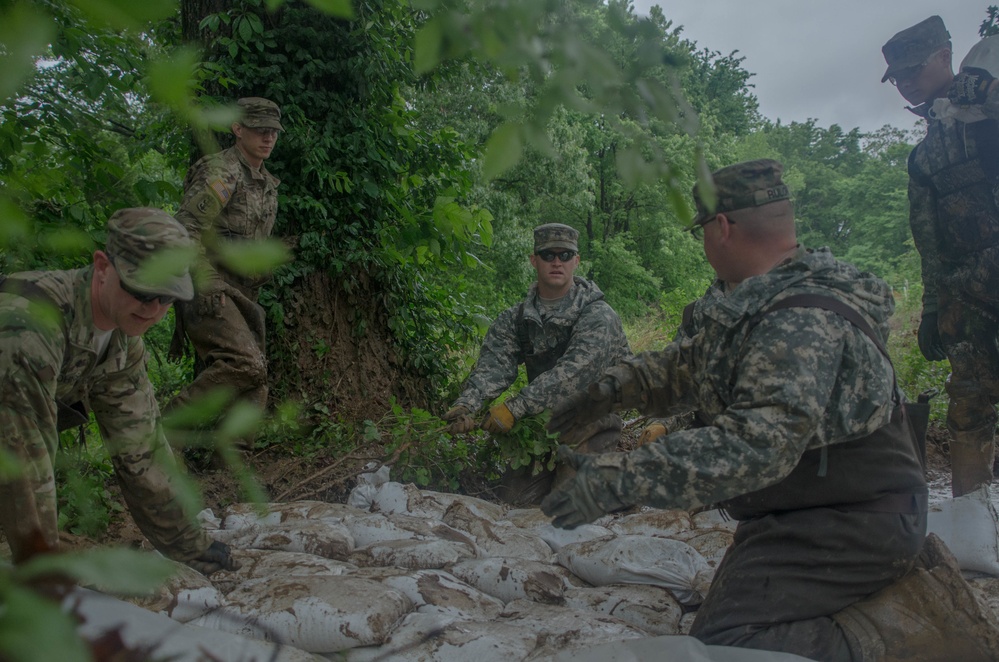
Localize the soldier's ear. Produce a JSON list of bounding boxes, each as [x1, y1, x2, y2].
[[231, 123, 243, 138]]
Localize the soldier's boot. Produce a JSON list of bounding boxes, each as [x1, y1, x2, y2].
[[950, 422, 995, 497], [832, 534, 999, 662]]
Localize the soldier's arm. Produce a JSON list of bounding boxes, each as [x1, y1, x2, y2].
[[452, 306, 522, 414], [0, 298, 65, 561], [89, 337, 210, 562], [592, 308, 892, 512], [906, 161, 941, 314], [175, 156, 238, 289], [505, 302, 629, 419]]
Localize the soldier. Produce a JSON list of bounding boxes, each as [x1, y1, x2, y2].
[[881, 16, 999, 498], [543, 160, 999, 660], [442, 223, 631, 504], [0, 208, 235, 575], [168, 96, 282, 452]]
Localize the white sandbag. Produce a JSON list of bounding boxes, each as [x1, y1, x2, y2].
[[501, 507, 554, 529], [348, 483, 379, 510], [562, 584, 683, 635], [197, 508, 222, 531], [65, 587, 322, 662], [126, 558, 226, 623], [344, 615, 539, 661], [192, 575, 413, 653], [607, 509, 693, 538], [343, 612, 457, 662], [679, 611, 697, 636], [357, 463, 392, 487], [221, 500, 359, 531], [679, 528, 734, 568], [691, 508, 739, 532], [500, 599, 645, 658], [557, 535, 712, 605], [345, 511, 474, 549], [549, 633, 819, 662], [369, 482, 506, 521], [379, 569, 506, 621], [443, 501, 553, 561], [534, 523, 614, 553], [927, 485, 999, 576], [211, 549, 357, 594], [351, 537, 476, 569], [449, 557, 566, 604], [212, 521, 354, 560], [929, 35, 999, 123]]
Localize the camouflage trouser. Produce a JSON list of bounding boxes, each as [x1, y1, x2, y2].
[[936, 281, 999, 434], [690, 507, 925, 661], [167, 280, 268, 449]]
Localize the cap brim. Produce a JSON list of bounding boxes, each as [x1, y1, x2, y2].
[[118, 264, 195, 302], [243, 119, 284, 131]]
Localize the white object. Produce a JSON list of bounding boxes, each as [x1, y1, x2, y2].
[[449, 557, 566, 604], [535, 523, 615, 552], [126, 559, 226, 623], [212, 520, 354, 560], [928, 34, 999, 123], [927, 485, 999, 576], [562, 584, 684, 635]]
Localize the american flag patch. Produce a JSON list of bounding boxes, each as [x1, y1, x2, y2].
[[209, 179, 233, 205]]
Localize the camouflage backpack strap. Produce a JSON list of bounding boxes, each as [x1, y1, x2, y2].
[[0, 276, 89, 445], [967, 119, 999, 188], [515, 302, 533, 360]]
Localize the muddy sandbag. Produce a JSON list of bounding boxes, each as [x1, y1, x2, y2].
[[501, 507, 554, 529], [442, 502, 553, 561], [191, 575, 413, 653], [343, 613, 539, 662], [678, 528, 734, 568], [125, 558, 225, 623], [379, 569, 506, 622], [691, 509, 738, 532], [549, 633, 820, 662], [499, 599, 645, 658], [534, 523, 614, 553], [449, 557, 566, 605], [221, 501, 359, 531], [211, 521, 354, 560], [351, 537, 476, 569], [557, 535, 712, 605], [365, 482, 506, 521], [606, 509, 693, 538], [927, 485, 999, 576], [67, 587, 322, 662], [345, 511, 475, 549], [210, 549, 357, 594], [562, 584, 683, 635]]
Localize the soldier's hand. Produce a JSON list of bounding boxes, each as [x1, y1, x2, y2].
[[187, 540, 240, 576], [949, 67, 996, 106], [549, 378, 618, 437], [637, 422, 667, 446], [917, 312, 946, 362], [481, 403, 516, 434], [442, 405, 476, 434], [541, 445, 625, 529]]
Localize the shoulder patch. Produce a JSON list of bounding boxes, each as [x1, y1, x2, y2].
[[208, 179, 234, 205]]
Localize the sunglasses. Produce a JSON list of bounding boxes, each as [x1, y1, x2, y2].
[[536, 249, 577, 263], [109, 256, 177, 305], [688, 215, 718, 240], [243, 126, 280, 138]]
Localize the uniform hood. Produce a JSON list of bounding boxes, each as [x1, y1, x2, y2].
[[524, 276, 606, 324]]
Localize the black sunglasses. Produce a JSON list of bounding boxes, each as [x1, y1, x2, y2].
[[109, 256, 177, 305], [688, 214, 734, 240], [536, 249, 577, 263]]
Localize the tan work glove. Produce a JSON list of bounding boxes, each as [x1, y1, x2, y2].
[[481, 403, 516, 434], [637, 422, 667, 446], [442, 405, 477, 434]]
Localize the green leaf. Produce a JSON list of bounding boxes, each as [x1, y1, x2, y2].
[[134, 246, 199, 290], [0, 4, 55, 103], [482, 122, 523, 181], [303, 0, 355, 20], [219, 401, 265, 440], [16, 547, 175, 595], [413, 19, 442, 75], [0, 584, 89, 662], [146, 47, 200, 114], [216, 238, 292, 277], [0, 196, 32, 248], [67, 0, 176, 29]]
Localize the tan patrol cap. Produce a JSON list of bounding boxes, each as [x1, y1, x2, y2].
[[237, 97, 284, 131], [533, 223, 579, 252], [106, 208, 195, 301], [691, 159, 791, 226]]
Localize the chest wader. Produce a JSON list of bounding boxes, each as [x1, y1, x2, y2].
[[0, 277, 89, 450]]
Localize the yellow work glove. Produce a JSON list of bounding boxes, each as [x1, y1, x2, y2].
[[637, 422, 667, 446], [481, 403, 516, 434], [442, 405, 477, 434]]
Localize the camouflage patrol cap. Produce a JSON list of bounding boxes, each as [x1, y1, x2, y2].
[[881, 16, 951, 83], [534, 223, 579, 252], [237, 96, 283, 131], [106, 208, 195, 301], [691, 159, 791, 226]]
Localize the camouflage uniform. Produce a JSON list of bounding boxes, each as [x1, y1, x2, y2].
[[170, 98, 282, 439], [0, 212, 210, 564], [546, 162, 927, 661], [889, 19, 999, 496]]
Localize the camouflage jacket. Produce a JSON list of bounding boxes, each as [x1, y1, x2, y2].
[[454, 277, 631, 419], [0, 268, 210, 561], [908, 88, 999, 313], [175, 145, 280, 290], [592, 247, 896, 511]]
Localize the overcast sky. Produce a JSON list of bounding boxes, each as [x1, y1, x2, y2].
[[630, 1, 991, 134]]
